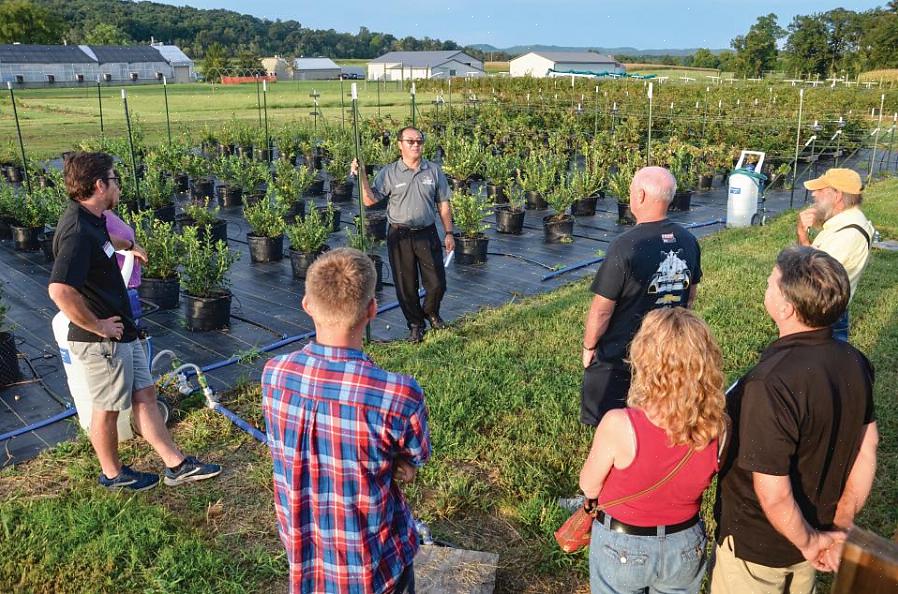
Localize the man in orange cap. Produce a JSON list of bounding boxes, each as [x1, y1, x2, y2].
[[797, 168, 874, 341]]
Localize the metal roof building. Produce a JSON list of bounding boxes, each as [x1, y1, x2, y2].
[[0, 43, 194, 86], [292, 57, 341, 80], [510, 51, 625, 78], [367, 51, 484, 81]]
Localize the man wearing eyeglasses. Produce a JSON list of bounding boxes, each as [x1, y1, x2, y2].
[[48, 152, 222, 492], [352, 126, 454, 343]]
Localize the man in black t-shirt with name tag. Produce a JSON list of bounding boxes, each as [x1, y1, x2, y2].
[[580, 166, 702, 426]]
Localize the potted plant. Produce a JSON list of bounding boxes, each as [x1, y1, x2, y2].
[[180, 226, 238, 332], [0, 285, 21, 387], [272, 159, 317, 222], [451, 190, 490, 264], [213, 155, 243, 207], [346, 220, 385, 291], [516, 150, 561, 210], [607, 167, 635, 225], [441, 137, 485, 189], [184, 154, 215, 200], [484, 153, 513, 204], [179, 199, 228, 244], [243, 195, 287, 263], [667, 144, 697, 212], [324, 155, 353, 202], [544, 184, 576, 244], [495, 183, 526, 235], [286, 207, 330, 279], [569, 167, 604, 217], [126, 209, 183, 309], [10, 189, 48, 251], [313, 200, 341, 233], [141, 167, 176, 222], [38, 185, 66, 262], [0, 180, 16, 239], [231, 158, 271, 206]]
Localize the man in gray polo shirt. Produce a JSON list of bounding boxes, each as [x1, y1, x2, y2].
[[352, 126, 455, 343]]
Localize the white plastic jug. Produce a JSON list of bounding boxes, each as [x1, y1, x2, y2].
[[726, 151, 766, 228]]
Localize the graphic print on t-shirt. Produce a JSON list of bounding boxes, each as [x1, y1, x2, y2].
[[648, 249, 692, 304]]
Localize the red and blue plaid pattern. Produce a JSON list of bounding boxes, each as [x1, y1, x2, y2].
[[262, 342, 431, 594]]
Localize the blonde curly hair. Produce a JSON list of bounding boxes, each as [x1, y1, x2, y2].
[[627, 308, 726, 449]]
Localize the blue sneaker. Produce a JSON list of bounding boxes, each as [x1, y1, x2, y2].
[[98, 465, 160, 492], [164, 456, 222, 486]]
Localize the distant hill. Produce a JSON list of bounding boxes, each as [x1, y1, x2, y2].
[[469, 44, 730, 57]]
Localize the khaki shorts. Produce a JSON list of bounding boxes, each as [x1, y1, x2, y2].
[[68, 339, 155, 412], [710, 535, 816, 594]]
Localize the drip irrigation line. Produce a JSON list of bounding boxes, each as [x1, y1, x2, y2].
[[485, 252, 556, 270]]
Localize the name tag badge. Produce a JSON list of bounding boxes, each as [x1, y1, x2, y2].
[[102, 241, 115, 258]]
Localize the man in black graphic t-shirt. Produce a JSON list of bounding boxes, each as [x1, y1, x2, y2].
[[580, 167, 702, 425]]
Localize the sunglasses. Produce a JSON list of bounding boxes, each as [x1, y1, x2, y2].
[[400, 138, 425, 146]]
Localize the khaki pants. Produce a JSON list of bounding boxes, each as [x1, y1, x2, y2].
[[711, 535, 816, 594]]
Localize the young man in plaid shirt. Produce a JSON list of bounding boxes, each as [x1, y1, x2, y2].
[[262, 248, 431, 594]]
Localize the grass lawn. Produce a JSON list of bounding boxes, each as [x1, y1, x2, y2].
[[0, 80, 437, 159], [1, 178, 896, 593]]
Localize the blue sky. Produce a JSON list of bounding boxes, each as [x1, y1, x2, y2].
[[156, 1, 885, 49]]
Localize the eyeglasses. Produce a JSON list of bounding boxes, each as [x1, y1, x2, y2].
[[400, 138, 425, 146], [102, 175, 121, 186]]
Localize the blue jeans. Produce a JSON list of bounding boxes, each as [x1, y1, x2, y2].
[[589, 517, 707, 594], [832, 310, 849, 343]]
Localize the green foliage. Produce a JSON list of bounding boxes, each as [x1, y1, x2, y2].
[[231, 158, 270, 194], [140, 168, 175, 210], [345, 216, 383, 253], [517, 149, 564, 197], [730, 13, 786, 78], [322, 135, 354, 181], [440, 131, 485, 181], [243, 195, 286, 238], [545, 183, 576, 220], [272, 159, 316, 204], [0, 0, 63, 44], [183, 199, 220, 227], [82, 22, 131, 45], [124, 209, 183, 279], [180, 226, 237, 297], [450, 190, 490, 238], [285, 207, 329, 253]]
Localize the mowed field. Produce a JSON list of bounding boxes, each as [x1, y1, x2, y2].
[[0, 80, 441, 158]]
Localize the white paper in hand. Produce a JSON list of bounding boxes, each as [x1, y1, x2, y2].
[[443, 250, 454, 267]]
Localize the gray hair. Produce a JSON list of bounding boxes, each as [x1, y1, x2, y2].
[[633, 166, 677, 205]]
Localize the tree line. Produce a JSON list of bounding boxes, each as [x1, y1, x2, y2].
[[2, 0, 897, 79]]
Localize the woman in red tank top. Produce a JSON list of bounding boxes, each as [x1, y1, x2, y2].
[[578, 308, 727, 594]]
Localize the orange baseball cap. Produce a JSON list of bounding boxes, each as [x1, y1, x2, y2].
[[803, 168, 863, 194]]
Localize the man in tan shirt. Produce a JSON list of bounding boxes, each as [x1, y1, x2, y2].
[[797, 168, 874, 342]]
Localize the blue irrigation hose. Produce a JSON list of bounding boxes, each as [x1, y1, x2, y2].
[[0, 407, 77, 443], [540, 219, 725, 282], [210, 402, 268, 444]]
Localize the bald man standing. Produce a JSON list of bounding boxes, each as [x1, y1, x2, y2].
[[580, 167, 702, 426]]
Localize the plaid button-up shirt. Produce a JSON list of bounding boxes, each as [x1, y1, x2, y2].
[[262, 342, 431, 594]]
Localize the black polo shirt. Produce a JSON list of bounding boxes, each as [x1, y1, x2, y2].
[[716, 328, 875, 567], [49, 201, 138, 343], [590, 219, 701, 362]]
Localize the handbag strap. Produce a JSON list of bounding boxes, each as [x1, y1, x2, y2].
[[594, 447, 695, 512]]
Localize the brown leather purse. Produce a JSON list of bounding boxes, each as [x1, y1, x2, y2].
[[554, 447, 695, 554]]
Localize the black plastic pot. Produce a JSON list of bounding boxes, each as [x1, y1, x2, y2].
[[217, 184, 243, 208], [571, 195, 599, 217], [237, 144, 254, 160], [671, 191, 693, 212], [448, 177, 468, 191], [698, 174, 713, 191], [138, 276, 180, 310], [11, 225, 41, 251], [525, 191, 547, 210], [365, 212, 388, 241], [247, 234, 284, 263], [495, 206, 525, 234], [454, 233, 489, 264], [153, 204, 176, 223], [173, 172, 190, 193], [331, 181, 354, 202], [39, 229, 55, 262], [6, 166, 23, 184], [315, 205, 341, 232], [184, 291, 231, 332], [290, 246, 328, 279], [543, 215, 574, 243], [617, 201, 636, 225], [0, 217, 12, 239], [307, 179, 325, 196], [0, 331, 21, 387], [255, 147, 273, 162], [178, 217, 228, 245], [243, 192, 264, 207], [192, 178, 215, 200], [487, 184, 508, 204], [369, 253, 384, 292]]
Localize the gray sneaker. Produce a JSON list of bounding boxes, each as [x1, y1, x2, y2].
[[164, 456, 222, 486]]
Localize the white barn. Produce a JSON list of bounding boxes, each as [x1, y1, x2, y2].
[[367, 51, 483, 81], [0, 44, 98, 84], [292, 57, 341, 80], [151, 43, 195, 83], [510, 51, 625, 78]]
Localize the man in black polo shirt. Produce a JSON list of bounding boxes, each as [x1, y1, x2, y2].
[[580, 166, 701, 425], [712, 246, 879, 593], [49, 152, 221, 492], [351, 126, 455, 343]]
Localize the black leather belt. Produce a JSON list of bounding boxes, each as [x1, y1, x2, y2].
[[597, 511, 700, 537], [390, 223, 434, 233]]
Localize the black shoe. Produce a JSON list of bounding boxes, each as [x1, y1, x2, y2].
[[408, 326, 425, 343], [426, 314, 447, 330], [164, 456, 222, 486]]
